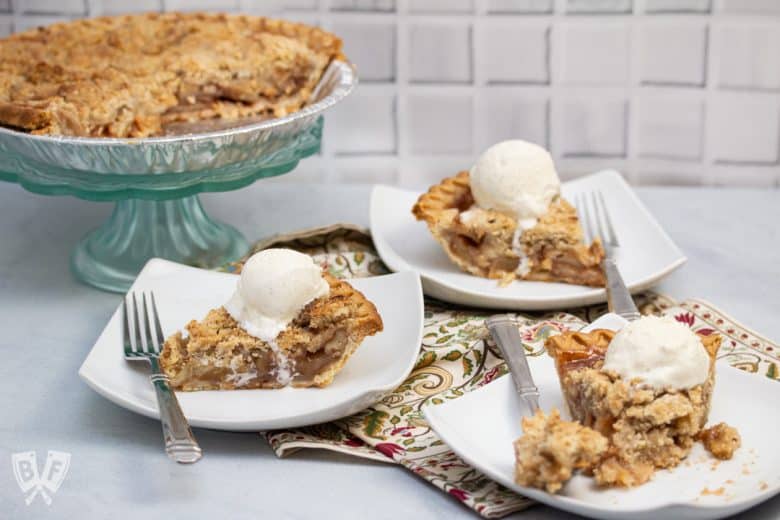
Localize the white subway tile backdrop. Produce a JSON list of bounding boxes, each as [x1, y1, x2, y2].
[[5, 0, 780, 187]]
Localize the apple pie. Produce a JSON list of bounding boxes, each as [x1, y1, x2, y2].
[[159, 273, 383, 390], [412, 171, 606, 287], [0, 12, 344, 137], [536, 328, 736, 489]]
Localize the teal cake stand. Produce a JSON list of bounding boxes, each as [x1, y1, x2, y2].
[[0, 118, 324, 292]]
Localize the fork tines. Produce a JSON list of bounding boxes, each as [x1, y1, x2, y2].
[[122, 292, 165, 357], [574, 191, 619, 247]]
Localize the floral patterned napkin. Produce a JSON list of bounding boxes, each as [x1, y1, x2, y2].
[[223, 224, 780, 518]]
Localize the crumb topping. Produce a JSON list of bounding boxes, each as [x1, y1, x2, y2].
[[697, 422, 741, 461], [0, 13, 344, 137], [514, 409, 608, 493]]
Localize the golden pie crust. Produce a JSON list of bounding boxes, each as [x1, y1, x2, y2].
[[159, 273, 383, 390], [412, 171, 606, 287], [514, 328, 739, 491], [0, 12, 344, 137]]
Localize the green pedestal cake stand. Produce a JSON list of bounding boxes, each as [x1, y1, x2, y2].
[[0, 119, 323, 292]]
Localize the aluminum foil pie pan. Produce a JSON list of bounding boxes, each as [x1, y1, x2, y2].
[[0, 61, 356, 175]]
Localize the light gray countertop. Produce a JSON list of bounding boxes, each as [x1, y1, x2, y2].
[[1, 181, 779, 520]]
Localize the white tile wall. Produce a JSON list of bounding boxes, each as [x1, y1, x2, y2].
[[559, 97, 627, 157], [406, 93, 473, 154], [475, 92, 548, 150], [93, 0, 162, 14], [5, 0, 780, 187], [485, 0, 552, 13], [565, 0, 632, 14], [164, 0, 239, 11], [558, 23, 629, 85], [330, 0, 395, 11], [644, 0, 709, 12], [476, 21, 548, 84], [638, 22, 707, 86], [327, 88, 396, 154], [714, 23, 780, 91], [719, 0, 780, 15], [637, 94, 703, 160], [21, 0, 85, 14], [409, 0, 472, 13], [331, 20, 395, 82], [709, 93, 779, 164], [408, 22, 472, 84]]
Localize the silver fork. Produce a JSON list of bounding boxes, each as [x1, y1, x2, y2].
[[122, 292, 202, 464], [575, 192, 641, 322]]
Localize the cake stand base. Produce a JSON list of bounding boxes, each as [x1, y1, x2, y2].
[[71, 195, 248, 292]]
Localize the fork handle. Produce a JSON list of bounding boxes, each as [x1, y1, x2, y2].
[[149, 359, 202, 464], [603, 258, 641, 321]]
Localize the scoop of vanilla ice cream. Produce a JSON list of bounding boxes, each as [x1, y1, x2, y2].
[[603, 316, 710, 390], [224, 248, 329, 342], [469, 140, 560, 223]]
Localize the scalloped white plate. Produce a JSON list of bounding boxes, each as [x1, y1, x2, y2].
[[423, 313, 780, 520], [79, 259, 423, 431], [371, 170, 686, 310]]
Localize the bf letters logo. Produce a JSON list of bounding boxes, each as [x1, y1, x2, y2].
[[12, 451, 71, 506]]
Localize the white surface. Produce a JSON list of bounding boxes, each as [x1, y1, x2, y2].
[[371, 170, 686, 309], [1, 181, 779, 519], [6, 1, 780, 186], [79, 260, 423, 431], [424, 313, 780, 519]]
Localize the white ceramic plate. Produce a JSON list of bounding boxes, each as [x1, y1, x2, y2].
[[79, 259, 423, 431], [424, 314, 780, 520], [371, 170, 686, 310]]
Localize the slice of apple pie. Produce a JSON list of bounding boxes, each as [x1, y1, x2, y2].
[[413, 170, 605, 287], [160, 250, 383, 390], [518, 315, 740, 493]]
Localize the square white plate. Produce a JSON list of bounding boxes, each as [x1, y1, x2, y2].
[[424, 313, 780, 520], [79, 259, 424, 431], [371, 170, 686, 310]]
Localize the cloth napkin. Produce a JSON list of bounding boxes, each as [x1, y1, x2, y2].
[[222, 224, 780, 518]]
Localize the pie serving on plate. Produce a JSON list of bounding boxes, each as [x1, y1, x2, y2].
[[412, 141, 605, 287], [514, 317, 741, 493], [160, 249, 383, 390], [413, 171, 605, 287], [0, 12, 344, 137]]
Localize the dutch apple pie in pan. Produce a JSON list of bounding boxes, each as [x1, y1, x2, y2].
[[0, 12, 344, 137], [413, 141, 606, 288], [514, 317, 741, 493], [160, 249, 383, 390]]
